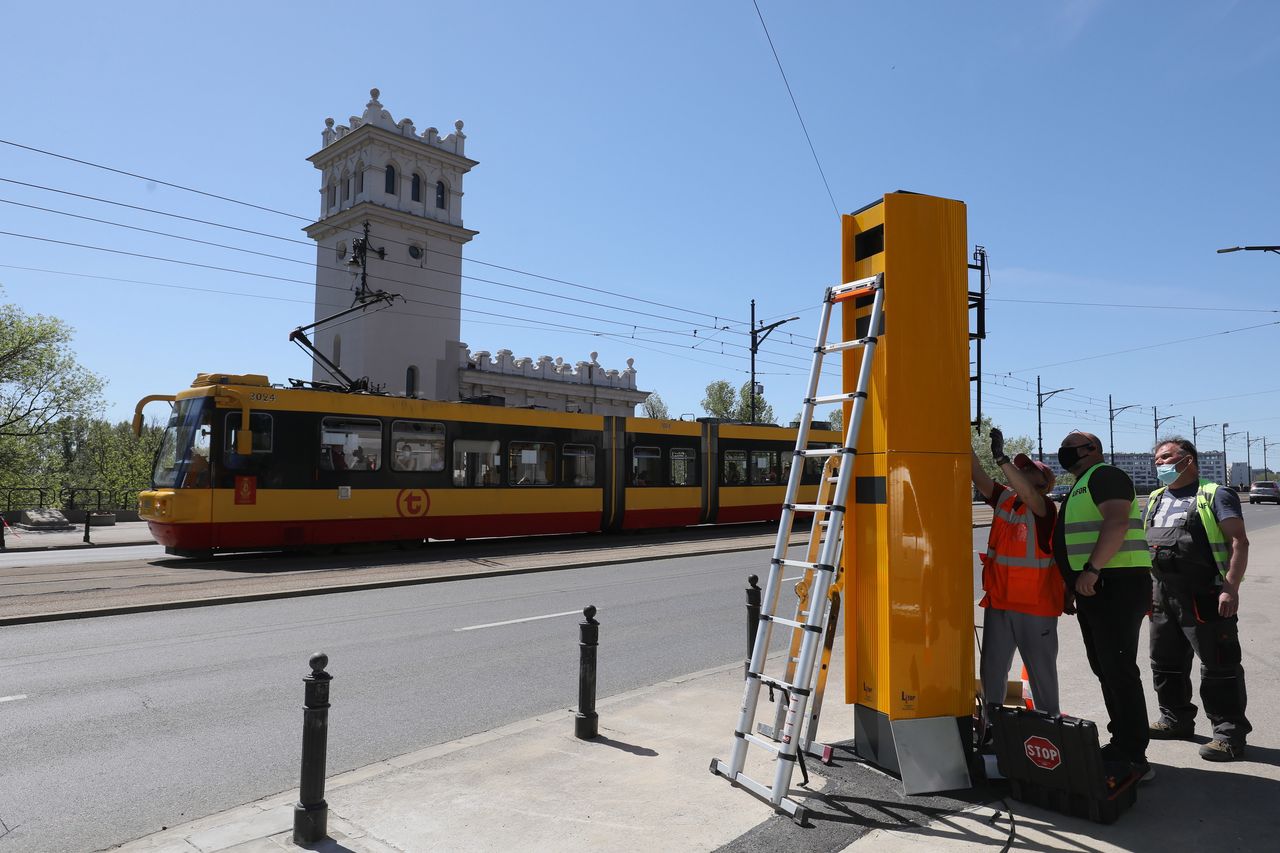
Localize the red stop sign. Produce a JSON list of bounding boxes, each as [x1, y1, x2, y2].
[[1024, 735, 1062, 770]]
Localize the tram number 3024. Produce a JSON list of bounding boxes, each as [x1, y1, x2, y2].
[[248, 392, 277, 403]]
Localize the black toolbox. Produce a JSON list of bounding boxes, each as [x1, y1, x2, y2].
[[992, 707, 1138, 824]]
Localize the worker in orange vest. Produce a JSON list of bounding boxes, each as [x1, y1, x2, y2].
[[972, 428, 1066, 730]]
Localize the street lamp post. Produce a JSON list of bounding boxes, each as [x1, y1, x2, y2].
[[1153, 406, 1178, 448], [1223, 424, 1245, 487], [748, 300, 799, 424], [1264, 437, 1272, 479], [1109, 395, 1138, 465], [1217, 245, 1280, 255], [1037, 376, 1072, 463], [1248, 433, 1262, 484]]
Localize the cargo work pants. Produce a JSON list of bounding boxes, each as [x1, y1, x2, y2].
[[1150, 577, 1251, 746]]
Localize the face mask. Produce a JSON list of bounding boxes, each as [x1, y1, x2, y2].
[[1156, 458, 1185, 485], [1057, 443, 1090, 469]]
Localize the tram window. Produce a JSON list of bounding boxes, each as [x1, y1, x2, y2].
[[563, 444, 596, 486], [802, 445, 834, 483], [750, 450, 779, 485], [224, 413, 273, 455], [319, 418, 383, 472], [670, 448, 698, 487], [509, 442, 555, 486], [632, 446, 661, 486], [453, 439, 501, 487], [391, 420, 444, 472], [722, 450, 747, 485]]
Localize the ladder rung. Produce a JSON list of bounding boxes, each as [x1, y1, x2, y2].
[[754, 673, 809, 695], [774, 558, 835, 573], [820, 336, 877, 355], [762, 614, 822, 633], [740, 732, 782, 754], [807, 390, 866, 406], [796, 447, 851, 458], [788, 503, 845, 515], [828, 275, 882, 303]]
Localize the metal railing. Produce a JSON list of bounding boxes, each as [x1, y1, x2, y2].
[[2, 486, 147, 513]]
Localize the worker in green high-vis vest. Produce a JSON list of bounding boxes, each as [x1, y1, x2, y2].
[[1145, 438, 1251, 761], [1052, 431, 1155, 783]]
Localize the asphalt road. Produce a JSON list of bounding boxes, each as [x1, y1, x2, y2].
[[0, 544, 792, 853]]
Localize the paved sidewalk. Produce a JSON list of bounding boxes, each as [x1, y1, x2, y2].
[[1, 519, 155, 550]]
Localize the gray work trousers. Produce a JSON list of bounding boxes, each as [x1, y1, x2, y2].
[[981, 607, 1060, 717]]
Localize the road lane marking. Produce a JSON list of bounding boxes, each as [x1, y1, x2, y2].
[[454, 610, 583, 632], [0, 694, 28, 703]]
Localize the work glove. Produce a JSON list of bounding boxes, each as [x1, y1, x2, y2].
[[989, 427, 1005, 461]]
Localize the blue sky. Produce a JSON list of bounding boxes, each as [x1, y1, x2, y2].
[[2, 1, 1277, 460]]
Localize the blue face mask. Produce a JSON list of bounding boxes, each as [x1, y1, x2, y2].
[[1156, 460, 1183, 485]]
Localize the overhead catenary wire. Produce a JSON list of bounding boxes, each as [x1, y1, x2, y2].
[[750, 0, 840, 220], [0, 139, 756, 327]]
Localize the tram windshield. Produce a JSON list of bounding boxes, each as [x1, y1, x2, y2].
[[153, 397, 213, 488]]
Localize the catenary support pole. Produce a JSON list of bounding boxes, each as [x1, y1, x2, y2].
[[294, 652, 332, 845], [575, 606, 599, 740]]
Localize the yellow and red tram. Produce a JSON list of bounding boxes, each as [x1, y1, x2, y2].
[[135, 373, 839, 557]]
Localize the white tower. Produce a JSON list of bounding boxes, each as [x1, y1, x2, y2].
[[304, 88, 478, 398]]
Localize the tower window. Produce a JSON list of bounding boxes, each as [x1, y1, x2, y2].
[[435, 181, 447, 209], [333, 335, 342, 368], [411, 174, 422, 202], [385, 165, 397, 195], [356, 166, 364, 194], [406, 365, 419, 397], [341, 177, 350, 202], [327, 184, 336, 208]]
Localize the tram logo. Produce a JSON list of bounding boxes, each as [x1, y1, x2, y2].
[[396, 488, 430, 518], [235, 476, 257, 505]]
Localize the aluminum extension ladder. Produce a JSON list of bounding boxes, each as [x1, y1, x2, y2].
[[710, 273, 885, 822]]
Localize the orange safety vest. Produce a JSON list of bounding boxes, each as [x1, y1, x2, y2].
[[980, 490, 1063, 618]]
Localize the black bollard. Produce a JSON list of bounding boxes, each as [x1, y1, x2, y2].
[[1, 515, 6, 551], [83, 514, 92, 544], [745, 574, 762, 675], [575, 605, 599, 740], [293, 652, 332, 845]]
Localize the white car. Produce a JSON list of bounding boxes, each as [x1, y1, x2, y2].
[[1249, 481, 1280, 505]]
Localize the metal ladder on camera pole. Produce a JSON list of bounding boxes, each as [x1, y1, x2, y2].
[[710, 273, 884, 823], [755, 450, 844, 764]]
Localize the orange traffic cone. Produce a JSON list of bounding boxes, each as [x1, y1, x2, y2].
[[1022, 664, 1034, 710]]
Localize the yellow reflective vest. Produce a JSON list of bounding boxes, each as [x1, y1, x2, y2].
[[1062, 463, 1152, 572]]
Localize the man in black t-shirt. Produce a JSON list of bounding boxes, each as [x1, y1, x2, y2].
[[1053, 431, 1154, 782]]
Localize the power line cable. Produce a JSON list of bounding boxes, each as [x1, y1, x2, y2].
[[750, 1, 840, 219]]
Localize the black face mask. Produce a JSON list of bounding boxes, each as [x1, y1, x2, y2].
[[1057, 443, 1092, 469]]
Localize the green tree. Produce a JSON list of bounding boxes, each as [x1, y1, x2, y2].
[[641, 392, 670, 419], [701, 380, 737, 419], [827, 407, 844, 434], [732, 381, 775, 425], [0, 292, 104, 488], [971, 415, 1036, 483]]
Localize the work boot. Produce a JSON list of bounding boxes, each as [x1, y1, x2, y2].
[[1200, 740, 1245, 762], [1149, 718, 1195, 740]]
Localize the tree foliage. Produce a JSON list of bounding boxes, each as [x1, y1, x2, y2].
[[971, 415, 1036, 483], [700, 380, 776, 424], [641, 392, 670, 419], [0, 290, 154, 507], [0, 296, 104, 442]]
